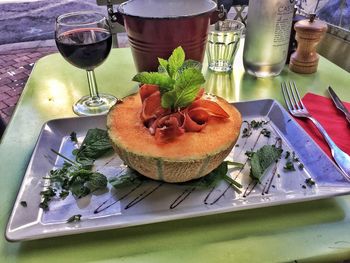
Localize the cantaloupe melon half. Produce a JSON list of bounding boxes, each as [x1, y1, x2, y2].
[[107, 93, 242, 183]]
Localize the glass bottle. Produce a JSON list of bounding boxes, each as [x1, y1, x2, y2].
[[243, 0, 295, 78]]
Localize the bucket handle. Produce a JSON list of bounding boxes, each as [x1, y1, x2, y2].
[[108, 7, 124, 26], [210, 4, 227, 24]]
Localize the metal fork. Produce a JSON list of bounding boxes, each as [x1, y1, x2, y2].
[[281, 81, 350, 179]]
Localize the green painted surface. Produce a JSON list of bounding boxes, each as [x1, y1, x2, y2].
[[1, 47, 350, 262]]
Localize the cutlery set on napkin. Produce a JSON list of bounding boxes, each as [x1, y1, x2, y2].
[[282, 83, 350, 178]]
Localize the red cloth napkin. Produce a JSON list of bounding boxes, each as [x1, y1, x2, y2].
[[294, 93, 350, 158]]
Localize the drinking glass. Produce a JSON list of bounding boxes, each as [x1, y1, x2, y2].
[[207, 19, 245, 72], [55, 11, 118, 116]]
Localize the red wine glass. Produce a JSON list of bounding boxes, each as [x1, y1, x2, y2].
[[55, 11, 118, 116]]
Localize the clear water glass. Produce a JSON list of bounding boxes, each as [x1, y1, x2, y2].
[[207, 20, 245, 72]]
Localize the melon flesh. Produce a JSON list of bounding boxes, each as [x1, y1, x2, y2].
[[107, 93, 242, 182]]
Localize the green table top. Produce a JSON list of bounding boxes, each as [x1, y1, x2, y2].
[[1, 47, 350, 263]]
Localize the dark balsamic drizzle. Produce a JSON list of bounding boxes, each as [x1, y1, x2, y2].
[[236, 121, 250, 156], [204, 185, 232, 205], [124, 182, 164, 210], [243, 180, 258, 197], [261, 138, 282, 195], [169, 187, 196, 209], [203, 186, 216, 205], [262, 165, 278, 195], [94, 182, 143, 214]]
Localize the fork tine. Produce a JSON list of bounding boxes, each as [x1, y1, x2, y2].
[[281, 82, 292, 112], [284, 81, 297, 110], [288, 81, 301, 110], [292, 81, 305, 109]]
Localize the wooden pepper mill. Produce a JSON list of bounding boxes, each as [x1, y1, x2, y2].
[[289, 14, 327, 74]]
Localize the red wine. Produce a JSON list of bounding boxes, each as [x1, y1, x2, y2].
[[56, 28, 112, 70]]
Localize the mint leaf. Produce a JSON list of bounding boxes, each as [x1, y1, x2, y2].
[[168, 46, 185, 78], [174, 68, 205, 92], [109, 168, 145, 189], [70, 131, 78, 144], [161, 90, 177, 109], [88, 172, 108, 191], [67, 214, 82, 223], [173, 68, 205, 108], [158, 58, 169, 74], [133, 72, 173, 91], [250, 145, 282, 182], [75, 129, 113, 168], [174, 85, 200, 109]]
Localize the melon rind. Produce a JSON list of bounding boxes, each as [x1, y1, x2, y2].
[[107, 93, 241, 183]]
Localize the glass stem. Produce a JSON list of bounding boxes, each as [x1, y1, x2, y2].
[[86, 70, 100, 101]]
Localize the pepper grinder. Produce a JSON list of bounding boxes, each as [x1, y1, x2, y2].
[[289, 14, 327, 74]]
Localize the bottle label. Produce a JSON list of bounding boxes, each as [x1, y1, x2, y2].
[[273, 1, 295, 47]]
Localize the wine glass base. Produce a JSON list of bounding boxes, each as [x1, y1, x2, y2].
[[73, 94, 118, 116]]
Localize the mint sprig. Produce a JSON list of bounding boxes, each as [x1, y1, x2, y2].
[[249, 145, 283, 182], [132, 46, 205, 110]]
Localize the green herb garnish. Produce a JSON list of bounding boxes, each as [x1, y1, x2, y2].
[[133, 46, 205, 110], [285, 151, 290, 159], [67, 214, 82, 223], [41, 129, 110, 210], [284, 151, 304, 171], [292, 151, 299, 162], [242, 120, 269, 138], [242, 127, 252, 138], [305, 178, 315, 186], [109, 168, 145, 189], [245, 150, 255, 159], [59, 190, 69, 199], [47, 162, 107, 200], [251, 120, 269, 128], [70, 131, 78, 144], [261, 128, 271, 138], [74, 128, 113, 168], [39, 187, 57, 210], [284, 160, 295, 171], [249, 145, 283, 182]]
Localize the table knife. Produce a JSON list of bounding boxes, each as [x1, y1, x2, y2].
[[328, 86, 350, 124]]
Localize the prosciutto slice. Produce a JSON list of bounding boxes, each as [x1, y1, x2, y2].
[[139, 84, 229, 142]]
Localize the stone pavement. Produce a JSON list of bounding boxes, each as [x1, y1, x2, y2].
[[0, 44, 58, 123]]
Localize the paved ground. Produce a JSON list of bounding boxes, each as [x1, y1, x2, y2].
[[0, 0, 105, 45], [0, 43, 57, 123]]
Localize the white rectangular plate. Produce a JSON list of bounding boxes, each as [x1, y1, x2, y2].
[[6, 99, 350, 241]]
